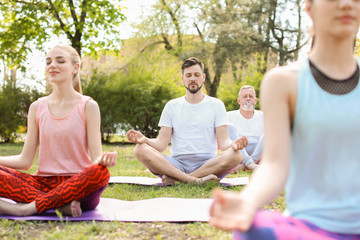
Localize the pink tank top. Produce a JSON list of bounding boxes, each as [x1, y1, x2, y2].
[[35, 95, 92, 176]]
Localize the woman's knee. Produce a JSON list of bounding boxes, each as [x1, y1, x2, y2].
[[85, 164, 110, 183]]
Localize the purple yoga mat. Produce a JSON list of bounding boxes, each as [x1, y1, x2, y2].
[[108, 176, 249, 186], [0, 197, 213, 222]]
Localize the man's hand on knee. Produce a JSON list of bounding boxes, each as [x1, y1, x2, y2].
[[231, 136, 248, 151]]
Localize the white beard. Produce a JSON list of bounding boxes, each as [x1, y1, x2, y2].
[[241, 102, 255, 111]]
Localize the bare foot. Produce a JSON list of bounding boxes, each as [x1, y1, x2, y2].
[[246, 162, 258, 172], [195, 174, 220, 184], [57, 200, 82, 217], [162, 175, 176, 186], [232, 163, 246, 173], [0, 199, 37, 216]]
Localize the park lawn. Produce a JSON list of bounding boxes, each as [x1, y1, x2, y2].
[[0, 143, 285, 240]]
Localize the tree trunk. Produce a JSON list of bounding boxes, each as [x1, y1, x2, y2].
[[72, 31, 82, 57], [294, 0, 302, 60], [10, 68, 16, 88], [209, 73, 221, 97], [4, 65, 8, 85]]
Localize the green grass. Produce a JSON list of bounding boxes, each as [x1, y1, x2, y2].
[[0, 143, 285, 239]]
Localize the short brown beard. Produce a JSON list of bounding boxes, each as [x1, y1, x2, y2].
[[185, 84, 203, 94]]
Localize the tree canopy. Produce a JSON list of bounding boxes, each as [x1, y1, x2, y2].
[[135, 0, 309, 97], [0, 0, 126, 70]]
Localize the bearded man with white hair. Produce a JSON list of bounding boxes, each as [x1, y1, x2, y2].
[[227, 85, 264, 172]]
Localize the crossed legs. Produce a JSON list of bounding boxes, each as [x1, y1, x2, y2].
[[228, 125, 263, 172], [0, 199, 81, 217], [134, 143, 243, 185], [0, 164, 109, 217]]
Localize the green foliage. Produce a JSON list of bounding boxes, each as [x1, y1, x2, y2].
[[355, 38, 360, 57], [135, 0, 306, 97], [114, 65, 182, 138], [0, 86, 24, 142], [0, 86, 43, 142], [217, 81, 242, 112], [0, 0, 126, 68], [218, 66, 263, 111], [82, 71, 117, 142], [0, 1, 49, 68], [84, 53, 183, 140]]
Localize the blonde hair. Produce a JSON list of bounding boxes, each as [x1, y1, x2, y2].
[[238, 85, 256, 97], [50, 45, 82, 93]]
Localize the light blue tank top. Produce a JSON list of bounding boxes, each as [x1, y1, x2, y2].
[[284, 58, 360, 234]]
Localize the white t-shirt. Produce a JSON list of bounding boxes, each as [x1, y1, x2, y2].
[[227, 109, 264, 144], [158, 95, 227, 158]]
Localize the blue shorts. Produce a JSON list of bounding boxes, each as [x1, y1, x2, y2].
[[156, 154, 230, 179], [163, 154, 212, 174]]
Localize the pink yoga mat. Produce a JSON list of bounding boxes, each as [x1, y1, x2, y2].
[[108, 176, 249, 186], [0, 197, 213, 222]]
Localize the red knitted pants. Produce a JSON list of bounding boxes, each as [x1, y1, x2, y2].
[[0, 164, 109, 213]]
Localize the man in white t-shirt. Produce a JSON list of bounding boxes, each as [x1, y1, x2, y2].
[[126, 57, 247, 185], [227, 85, 264, 172]]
